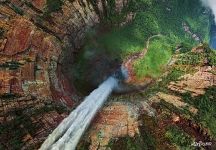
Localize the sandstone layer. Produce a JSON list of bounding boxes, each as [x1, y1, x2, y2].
[[0, 0, 129, 149]]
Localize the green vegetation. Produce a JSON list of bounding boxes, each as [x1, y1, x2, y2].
[[110, 66, 189, 103], [165, 125, 194, 150], [135, 46, 216, 96], [107, 134, 155, 150], [32, 101, 69, 115], [72, 0, 210, 85], [133, 37, 173, 78], [159, 100, 192, 118], [0, 101, 68, 149], [10, 4, 24, 15], [138, 67, 186, 99], [176, 52, 205, 65], [0, 61, 23, 70], [128, 0, 209, 78], [108, 42, 216, 150], [179, 86, 216, 138], [176, 45, 216, 66], [0, 110, 35, 149], [194, 87, 216, 138], [0, 93, 19, 99], [206, 48, 216, 66], [106, 115, 157, 150], [44, 0, 63, 17]]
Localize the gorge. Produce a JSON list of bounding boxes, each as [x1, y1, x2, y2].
[[0, 0, 216, 150]]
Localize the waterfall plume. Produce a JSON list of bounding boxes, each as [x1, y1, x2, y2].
[[40, 77, 118, 150]]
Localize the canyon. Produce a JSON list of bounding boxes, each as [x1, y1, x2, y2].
[[0, 0, 216, 150]]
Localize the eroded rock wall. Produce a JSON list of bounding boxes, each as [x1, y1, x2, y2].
[[0, 0, 129, 149], [0, 0, 100, 107], [0, 0, 128, 107]]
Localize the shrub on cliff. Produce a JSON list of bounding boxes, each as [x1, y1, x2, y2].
[[0, 61, 23, 70], [0, 28, 4, 38], [44, 0, 63, 17], [176, 52, 205, 66], [165, 125, 193, 149]]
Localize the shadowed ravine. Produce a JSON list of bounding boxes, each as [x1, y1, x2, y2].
[[40, 67, 127, 150]]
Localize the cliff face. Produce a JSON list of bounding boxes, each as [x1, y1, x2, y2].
[[0, 0, 95, 107], [0, 0, 129, 106], [1, 1, 216, 150], [0, 0, 129, 149], [82, 46, 216, 150]]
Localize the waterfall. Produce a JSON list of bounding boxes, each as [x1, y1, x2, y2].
[[40, 76, 118, 150]]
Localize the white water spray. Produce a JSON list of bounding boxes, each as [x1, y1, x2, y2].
[[40, 77, 118, 150], [201, 0, 216, 23]]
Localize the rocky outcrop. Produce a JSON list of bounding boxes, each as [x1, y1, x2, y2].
[[0, 95, 69, 149], [183, 22, 201, 42], [84, 47, 216, 149], [0, 0, 129, 106], [154, 92, 198, 114], [1, 18, 33, 55], [0, 0, 131, 149], [1, 1, 215, 149], [0, 16, 60, 102], [31, 0, 46, 10], [168, 66, 216, 96], [0, 1, 95, 105], [88, 101, 155, 150], [89, 102, 140, 150]]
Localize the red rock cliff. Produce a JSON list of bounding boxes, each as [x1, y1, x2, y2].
[[0, 0, 128, 149]]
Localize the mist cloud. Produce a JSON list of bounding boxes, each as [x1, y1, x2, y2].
[[201, 0, 216, 23]]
